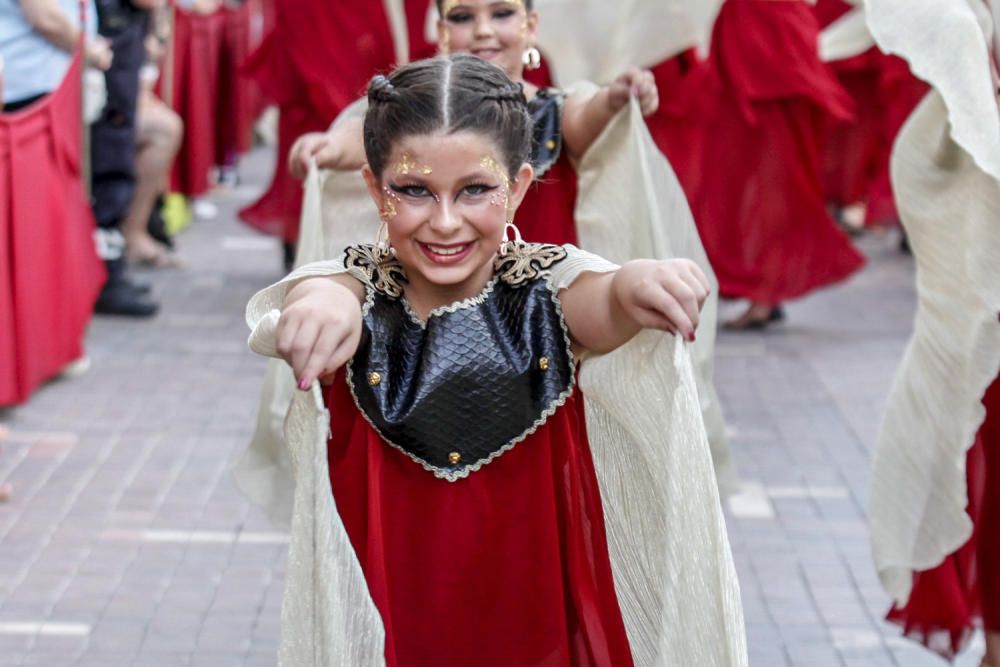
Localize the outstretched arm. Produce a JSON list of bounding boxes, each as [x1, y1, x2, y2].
[[560, 258, 709, 355], [560, 67, 658, 159], [288, 115, 366, 180]]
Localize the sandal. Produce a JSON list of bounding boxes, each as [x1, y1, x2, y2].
[[129, 247, 185, 269], [724, 305, 784, 331]]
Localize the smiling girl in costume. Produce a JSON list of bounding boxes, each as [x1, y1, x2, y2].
[[246, 54, 746, 666], [237, 1, 734, 521]]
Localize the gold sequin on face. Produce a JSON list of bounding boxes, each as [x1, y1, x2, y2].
[[381, 186, 399, 220], [448, 451, 462, 465], [394, 152, 432, 176], [481, 155, 513, 216]]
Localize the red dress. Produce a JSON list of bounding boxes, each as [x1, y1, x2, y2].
[[167, 6, 226, 197], [863, 56, 929, 227], [688, 0, 865, 304], [813, 0, 884, 209], [645, 49, 711, 196], [516, 83, 578, 247], [888, 372, 1000, 659], [325, 373, 634, 666], [240, 2, 398, 242], [0, 54, 105, 405]]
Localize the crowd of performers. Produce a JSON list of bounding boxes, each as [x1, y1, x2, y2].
[[2, 0, 999, 665]]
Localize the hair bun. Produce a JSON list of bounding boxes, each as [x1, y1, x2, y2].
[[368, 75, 400, 105], [482, 81, 527, 106]]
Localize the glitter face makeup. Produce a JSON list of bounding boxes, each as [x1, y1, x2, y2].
[[480, 154, 512, 215], [395, 152, 433, 176], [381, 186, 400, 220]]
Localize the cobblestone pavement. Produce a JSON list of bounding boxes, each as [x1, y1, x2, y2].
[[0, 148, 984, 666]]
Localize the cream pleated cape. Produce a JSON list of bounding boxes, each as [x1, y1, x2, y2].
[[233, 94, 736, 527], [866, 0, 1000, 605], [245, 242, 746, 666]]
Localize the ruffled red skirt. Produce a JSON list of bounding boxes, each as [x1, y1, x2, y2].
[[863, 56, 928, 227], [325, 373, 633, 666], [645, 49, 711, 194], [888, 372, 1000, 659], [687, 0, 864, 304], [0, 54, 105, 405], [167, 7, 226, 197]]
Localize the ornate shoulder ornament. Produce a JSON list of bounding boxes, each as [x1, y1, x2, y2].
[[343, 244, 407, 298], [493, 242, 568, 287]]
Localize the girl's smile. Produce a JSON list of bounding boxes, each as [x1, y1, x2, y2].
[[362, 131, 533, 317]]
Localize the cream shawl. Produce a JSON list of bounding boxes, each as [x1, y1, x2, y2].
[[866, 0, 1000, 605]]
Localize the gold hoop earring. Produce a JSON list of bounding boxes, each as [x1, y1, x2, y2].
[[374, 220, 393, 262], [522, 46, 541, 71], [498, 221, 524, 257]]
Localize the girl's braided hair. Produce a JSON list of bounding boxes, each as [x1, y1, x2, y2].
[[363, 54, 532, 179]]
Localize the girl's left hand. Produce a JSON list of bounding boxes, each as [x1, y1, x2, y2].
[[607, 68, 659, 117], [612, 259, 711, 341]]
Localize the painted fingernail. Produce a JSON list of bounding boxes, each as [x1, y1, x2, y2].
[[687, 332, 696, 343], [298, 378, 310, 390]]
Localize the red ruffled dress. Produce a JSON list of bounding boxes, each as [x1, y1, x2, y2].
[[326, 381, 633, 665], [321, 243, 634, 665], [687, 0, 865, 305], [167, 5, 226, 198], [0, 54, 105, 405], [813, 0, 884, 209], [645, 49, 712, 196], [863, 55, 928, 227], [240, 2, 398, 242], [888, 372, 1000, 659], [516, 86, 579, 247]]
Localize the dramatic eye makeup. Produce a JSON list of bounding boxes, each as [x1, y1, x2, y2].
[[387, 183, 439, 200]]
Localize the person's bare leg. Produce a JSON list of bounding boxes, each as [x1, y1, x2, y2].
[[983, 632, 1000, 667], [123, 94, 183, 265]]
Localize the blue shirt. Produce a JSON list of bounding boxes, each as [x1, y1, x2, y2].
[[0, 0, 97, 104]]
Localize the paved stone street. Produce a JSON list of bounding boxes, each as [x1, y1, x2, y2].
[[0, 148, 984, 666]]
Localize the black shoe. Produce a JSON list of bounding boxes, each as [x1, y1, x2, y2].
[[123, 278, 152, 296], [95, 283, 159, 317]]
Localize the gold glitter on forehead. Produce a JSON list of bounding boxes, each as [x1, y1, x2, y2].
[[480, 155, 511, 186], [442, 0, 524, 15], [394, 152, 433, 176]]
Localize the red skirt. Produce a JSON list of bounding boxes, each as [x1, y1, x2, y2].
[[863, 56, 929, 227], [645, 50, 711, 195], [0, 54, 105, 405], [888, 372, 1000, 658], [516, 149, 579, 247], [325, 373, 634, 666], [812, 0, 883, 207], [688, 0, 864, 304]]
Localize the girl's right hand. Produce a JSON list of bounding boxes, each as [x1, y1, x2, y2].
[[288, 132, 340, 180], [276, 278, 363, 389]]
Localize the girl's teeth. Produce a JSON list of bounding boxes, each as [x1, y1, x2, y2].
[[427, 244, 466, 256]]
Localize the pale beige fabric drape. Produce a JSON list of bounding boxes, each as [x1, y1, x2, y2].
[[866, 0, 1000, 605]]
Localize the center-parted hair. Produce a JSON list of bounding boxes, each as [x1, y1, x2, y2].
[[363, 54, 532, 180]]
